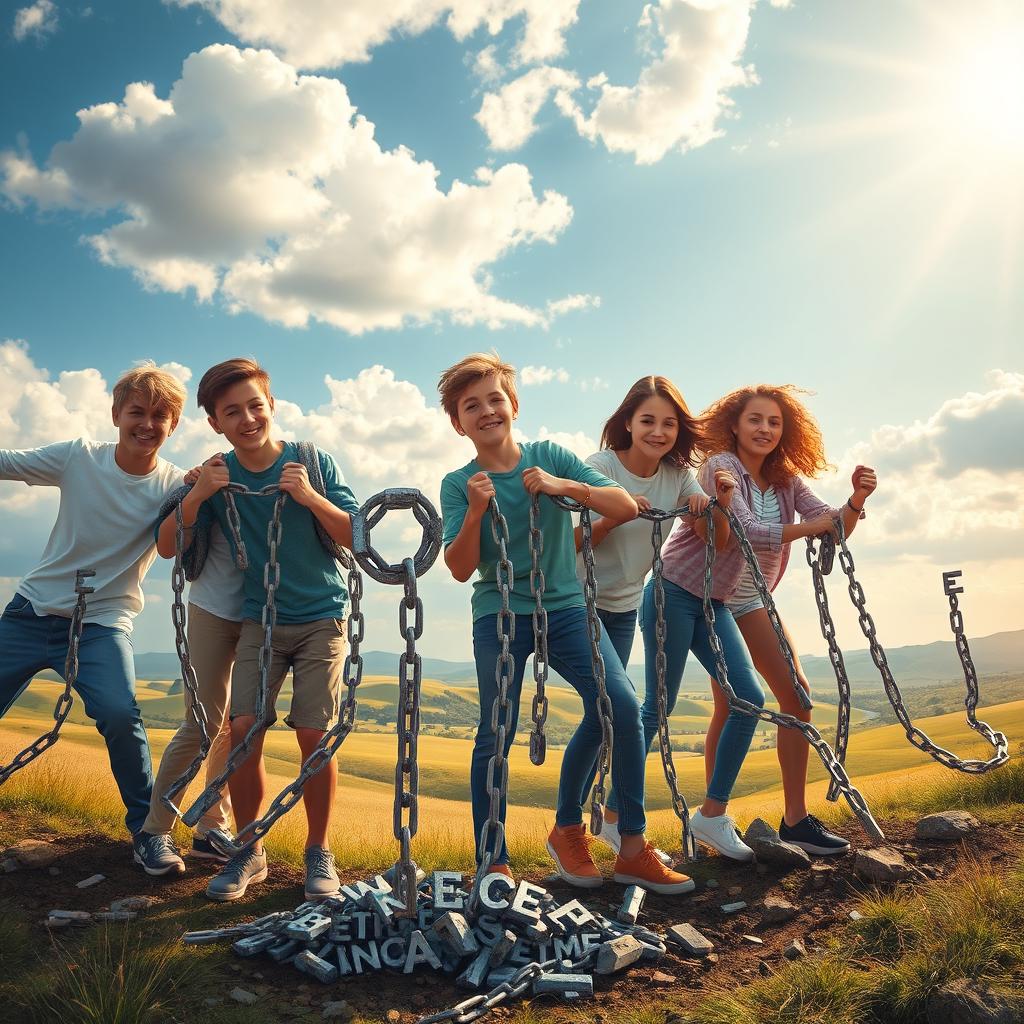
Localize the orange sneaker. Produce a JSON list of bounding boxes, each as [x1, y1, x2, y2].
[[486, 863, 514, 881], [614, 843, 696, 894], [546, 824, 603, 889]]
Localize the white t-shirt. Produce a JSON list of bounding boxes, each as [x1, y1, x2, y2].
[[187, 523, 245, 622], [0, 439, 184, 632], [576, 449, 706, 613]]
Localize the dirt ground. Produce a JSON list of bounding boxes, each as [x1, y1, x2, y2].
[[3, 810, 1023, 1022]]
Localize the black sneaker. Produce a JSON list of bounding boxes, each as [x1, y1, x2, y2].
[[779, 815, 850, 856], [190, 835, 230, 863], [133, 832, 186, 876]]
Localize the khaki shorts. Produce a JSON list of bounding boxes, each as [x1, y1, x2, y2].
[[230, 617, 346, 731]]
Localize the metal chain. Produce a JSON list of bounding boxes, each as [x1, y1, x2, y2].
[[392, 556, 424, 916], [527, 494, 549, 766], [831, 523, 1008, 772], [416, 947, 599, 1024], [183, 490, 287, 832], [647, 509, 698, 860], [699, 503, 884, 842], [805, 532, 854, 802], [202, 553, 365, 858], [159, 501, 214, 817], [553, 496, 614, 837], [467, 497, 515, 918], [0, 569, 95, 785]]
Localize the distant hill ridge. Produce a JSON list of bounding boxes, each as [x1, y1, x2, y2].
[[134, 627, 1024, 691]]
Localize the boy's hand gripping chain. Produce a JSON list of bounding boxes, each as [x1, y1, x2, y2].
[[467, 497, 515, 918], [159, 502, 214, 817], [552, 496, 614, 837], [643, 505, 700, 861], [828, 518, 1007, 773], [699, 503, 885, 843], [183, 486, 287, 831], [352, 488, 442, 916], [0, 569, 95, 785]]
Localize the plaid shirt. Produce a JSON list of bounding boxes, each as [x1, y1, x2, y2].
[[660, 451, 847, 602]]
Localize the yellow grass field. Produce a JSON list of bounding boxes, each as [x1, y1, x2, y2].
[[1, 673, 1019, 873]]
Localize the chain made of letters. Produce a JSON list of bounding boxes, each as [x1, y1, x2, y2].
[[0, 569, 95, 786], [467, 498, 515, 918], [159, 502, 215, 817], [182, 486, 287, 831], [830, 518, 1008, 773], [416, 947, 600, 1024], [699, 502, 885, 842]]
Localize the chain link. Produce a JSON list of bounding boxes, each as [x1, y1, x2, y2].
[[159, 501, 214, 817], [830, 524, 1008, 772], [699, 503, 884, 842], [527, 494, 549, 766], [467, 498, 515, 918], [0, 569, 94, 786], [552, 496, 614, 837], [183, 489, 287, 832]]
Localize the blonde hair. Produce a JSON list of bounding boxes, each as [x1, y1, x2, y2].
[[437, 352, 518, 424], [112, 361, 186, 426], [702, 384, 833, 485]]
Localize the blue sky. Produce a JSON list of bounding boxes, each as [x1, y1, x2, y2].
[[2, 0, 1022, 661]]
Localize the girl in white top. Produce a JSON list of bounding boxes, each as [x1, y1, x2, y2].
[[572, 375, 731, 857]]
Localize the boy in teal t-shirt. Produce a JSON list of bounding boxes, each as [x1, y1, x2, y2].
[[438, 352, 696, 897], [156, 359, 358, 904]]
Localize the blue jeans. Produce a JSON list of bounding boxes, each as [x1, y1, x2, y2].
[[608, 578, 764, 809], [598, 608, 637, 669], [471, 605, 646, 864], [0, 594, 153, 836]]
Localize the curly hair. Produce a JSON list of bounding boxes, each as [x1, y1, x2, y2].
[[601, 375, 706, 468], [702, 384, 833, 485]]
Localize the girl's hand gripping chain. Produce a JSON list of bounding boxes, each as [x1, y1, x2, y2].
[[712, 468, 737, 508], [851, 464, 877, 505]]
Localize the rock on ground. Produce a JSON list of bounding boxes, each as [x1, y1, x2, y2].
[[916, 811, 982, 840], [750, 836, 811, 870], [761, 895, 799, 925], [926, 979, 1019, 1024], [4, 839, 60, 868], [742, 818, 779, 844], [853, 847, 914, 884]]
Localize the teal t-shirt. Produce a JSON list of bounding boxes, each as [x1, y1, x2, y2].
[[197, 442, 360, 624], [440, 440, 619, 621]]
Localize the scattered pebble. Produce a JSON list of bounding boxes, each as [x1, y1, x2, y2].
[[742, 935, 764, 945], [783, 938, 807, 960], [76, 874, 106, 889], [230, 988, 258, 1006], [720, 902, 747, 914]]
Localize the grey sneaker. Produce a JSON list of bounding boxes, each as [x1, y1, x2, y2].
[[205, 848, 268, 902], [304, 846, 340, 900], [133, 832, 185, 876]]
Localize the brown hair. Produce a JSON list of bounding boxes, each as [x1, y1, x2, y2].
[[437, 351, 518, 425], [702, 384, 832, 485], [600, 376, 706, 468], [196, 358, 272, 418], [112, 362, 186, 426]]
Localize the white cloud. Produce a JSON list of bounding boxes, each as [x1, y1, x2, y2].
[[1, 45, 582, 334], [547, 292, 600, 317], [170, 0, 581, 69], [12, 1, 58, 41], [564, 0, 760, 165], [475, 65, 580, 150], [578, 376, 609, 391], [520, 365, 569, 385]]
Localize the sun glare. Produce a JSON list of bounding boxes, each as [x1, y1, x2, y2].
[[951, 32, 1024, 154]]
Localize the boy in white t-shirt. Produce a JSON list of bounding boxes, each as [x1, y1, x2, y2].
[[0, 363, 187, 858]]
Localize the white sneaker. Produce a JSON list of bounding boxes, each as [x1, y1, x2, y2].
[[597, 820, 673, 866], [689, 809, 754, 862]]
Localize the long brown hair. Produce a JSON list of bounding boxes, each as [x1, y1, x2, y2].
[[702, 384, 832, 486], [601, 376, 705, 468]]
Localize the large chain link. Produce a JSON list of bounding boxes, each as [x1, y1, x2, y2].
[[699, 503, 884, 842], [467, 498, 515, 918], [183, 488, 287, 832], [831, 521, 1008, 772], [202, 552, 365, 858], [527, 495, 549, 766], [159, 501, 214, 817], [805, 533, 854, 802], [416, 947, 599, 1024], [552, 496, 614, 837], [643, 506, 699, 859], [0, 569, 94, 786]]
